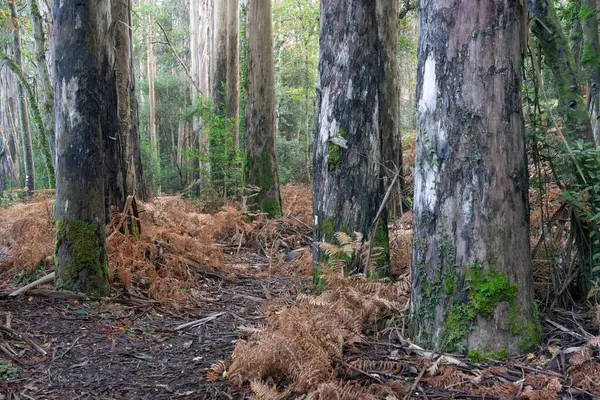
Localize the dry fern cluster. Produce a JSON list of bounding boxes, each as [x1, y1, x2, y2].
[[227, 266, 410, 396]]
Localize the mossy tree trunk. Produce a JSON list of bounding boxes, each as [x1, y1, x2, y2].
[[27, 0, 55, 163], [244, 0, 282, 218], [0, 68, 20, 186], [529, 0, 598, 296], [411, 0, 538, 355], [53, 0, 110, 296], [313, 0, 390, 279], [113, 0, 145, 201], [9, 0, 35, 192]]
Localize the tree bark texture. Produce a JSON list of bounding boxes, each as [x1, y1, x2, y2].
[[28, 0, 55, 162], [212, 0, 228, 109], [313, 1, 390, 278], [376, 0, 404, 217], [244, 0, 282, 217], [0, 68, 20, 186], [9, 0, 35, 192], [112, 0, 145, 200], [52, 0, 110, 296], [411, 0, 538, 355], [226, 0, 240, 148]]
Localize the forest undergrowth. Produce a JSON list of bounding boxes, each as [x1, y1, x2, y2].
[[0, 185, 599, 399]]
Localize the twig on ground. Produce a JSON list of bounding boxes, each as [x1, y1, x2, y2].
[[174, 311, 226, 331], [0, 324, 47, 356]]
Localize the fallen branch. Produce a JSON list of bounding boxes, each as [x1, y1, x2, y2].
[[9, 272, 54, 297], [0, 324, 47, 356], [174, 311, 226, 331]]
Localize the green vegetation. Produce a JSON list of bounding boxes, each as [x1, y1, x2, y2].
[[468, 348, 509, 363], [0, 361, 20, 381]]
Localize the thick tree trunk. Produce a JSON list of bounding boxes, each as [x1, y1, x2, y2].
[[581, 0, 600, 142], [376, 0, 404, 218], [9, 0, 35, 192], [313, 1, 389, 279], [226, 0, 240, 148], [52, 0, 110, 296], [113, 0, 145, 200], [28, 0, 55, 162], [411, 0, 538, 355], [244, 0, 281, 217]]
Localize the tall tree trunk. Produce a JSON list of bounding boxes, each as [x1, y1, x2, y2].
[[28, 0, 55, 162], [581, 0, 600, 142], [0, 69, 20, 185], [376, 0, 404, 218], [212, 0, 228, 110], [411, 0, 539, 355], [113, 0, 145, 200], [226, 0, 240, 148], [53, 0, 110, 296], [313, 1, 389, 279], [244, 0, 281, 217], [147, 10, 159, 189], [9, 0, 35, 192]]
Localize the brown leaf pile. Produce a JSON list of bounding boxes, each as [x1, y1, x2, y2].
[[228, 268, 410, 395]]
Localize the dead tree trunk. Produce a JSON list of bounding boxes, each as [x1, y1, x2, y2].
[[53, 0, 110, 296], [411, 0, 538, 354], [313, 1, 389, 279], [244, 0, 281, 217]]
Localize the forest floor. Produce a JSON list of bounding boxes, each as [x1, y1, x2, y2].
[[0, 186, 599, 400]]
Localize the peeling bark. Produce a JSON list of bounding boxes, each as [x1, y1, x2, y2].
[[411, 0, 537, 354], [226, 0, 240, 148]]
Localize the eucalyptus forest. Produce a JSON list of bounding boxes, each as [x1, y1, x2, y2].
[[1, 0, 600, 399]]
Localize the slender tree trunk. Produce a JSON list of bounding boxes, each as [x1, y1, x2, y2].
[[226, 0, 240, 148], [28, 0, 55, 162], [53, 0, 110, 296], [313, 1, 389, 279], [411, 0, 538, 355], [113, 0, 144, 200], [581, 0, 600, 142], [9, 0, 35, 192], [529, 0, 594, 143], [147, 10, 159, 183], [244, 0, 281, 217], [570, 2, 583, 76], [376, 0, 404, 218]]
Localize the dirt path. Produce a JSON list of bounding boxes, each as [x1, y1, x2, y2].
[[0, 273, 293, 399]]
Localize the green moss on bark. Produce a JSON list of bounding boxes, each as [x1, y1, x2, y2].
[[439, 263, 519, 351], [55, 218, 109, 296], [245, 151, 282, 218]]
